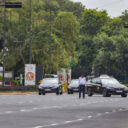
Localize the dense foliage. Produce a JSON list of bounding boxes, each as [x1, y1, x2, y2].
[[0, 0, 128, 78]]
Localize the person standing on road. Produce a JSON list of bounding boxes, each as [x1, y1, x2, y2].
[[79, 73, 86, 99]]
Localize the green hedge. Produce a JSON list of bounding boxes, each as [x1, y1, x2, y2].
[[0, 86, 38, 91]]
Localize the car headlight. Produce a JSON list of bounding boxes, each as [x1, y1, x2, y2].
[[39, 86, 43, 89]]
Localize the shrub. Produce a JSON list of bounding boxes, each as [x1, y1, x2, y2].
[[0, 76, 2, 81]]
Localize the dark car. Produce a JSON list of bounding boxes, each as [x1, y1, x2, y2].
[[38, 78, 63, 95], [86, 75, 128, 97], [68, 79, 79, 94]]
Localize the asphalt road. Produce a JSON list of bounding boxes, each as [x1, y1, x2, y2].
[[0, 93, 128, 128]]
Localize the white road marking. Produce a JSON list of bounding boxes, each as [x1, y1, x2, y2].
[[105, 112, 110, 114], [20, 109, 30, 112], [88, 116, 92, 118], [34, 126, 42, 128], [32, 108, 40, 110], [5, 111, 13, 114], [77, 118, 84, 121], [65, 120, 73, 123], [51, 123, 58, 126]]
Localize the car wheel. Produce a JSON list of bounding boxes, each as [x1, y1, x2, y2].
[[107, 94, 111, 97], [39, 92, 41, 95], [103, 89, 107, 97], [103, 89, 110, 97], [71, 91, 73, 94], [43, 93, 45, 95], [121, 93, 127, 97], [88, 88, 93, 96], [56, 88, 59, 95], [68, 90, 70, 94], [60, 89, 63, 95]]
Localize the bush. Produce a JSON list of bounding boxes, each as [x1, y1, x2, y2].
[[0, 76, 2, 81], [14, 80, 19, 86], [0, 86, 38, 91]]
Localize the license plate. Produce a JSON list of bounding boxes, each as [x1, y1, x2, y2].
[[116, 90, 122, 93], [45, 89, 51, 91]]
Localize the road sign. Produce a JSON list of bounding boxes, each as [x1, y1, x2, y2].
[[5, 2, 22, 8], [124, 25, 128, 28], [25, 64, 36, 86]]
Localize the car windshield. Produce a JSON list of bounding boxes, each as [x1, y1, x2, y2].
[[71, 80, 78, 84], [101, 78, 120, 85], [41, 79, 58, 85]]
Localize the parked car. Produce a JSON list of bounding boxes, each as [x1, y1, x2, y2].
[[86, 75, 128, 97], [38, 78, 63, 95], [68, 79, 79, 94]]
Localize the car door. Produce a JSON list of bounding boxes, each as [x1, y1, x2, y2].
[[91, 78, 102, 93]]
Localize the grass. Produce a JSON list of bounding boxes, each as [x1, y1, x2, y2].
[[124, 84, 128, 87]]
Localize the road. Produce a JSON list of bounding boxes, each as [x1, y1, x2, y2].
[[0, 93, 128, 128]]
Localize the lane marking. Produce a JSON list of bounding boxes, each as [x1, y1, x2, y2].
[[77, 118, 84, 121], [65, 120, 73, 124], [34, 126, 42, 128], [20, 109, 31, 112], [51, 123, 58, 126], [119, 109, 123, 111], [5, 111, 13, 114], [88, 116, 92, 118], [105, 112, 109, 114]]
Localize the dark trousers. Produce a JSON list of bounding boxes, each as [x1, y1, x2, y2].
[[79, 85, 85, 98]]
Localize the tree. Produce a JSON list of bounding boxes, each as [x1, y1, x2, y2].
[[54, 11, 80, 68], [121, 9, 128, 24], [100, 17, 123, 36], [72, 35, 97, 78], [93, 33, 116, 75], [81, 9, 109, 36], [93, 31, 128, 76], [56, 0, 85, 19]]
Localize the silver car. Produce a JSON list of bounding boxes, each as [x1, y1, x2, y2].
[[68, 79, 79, 94]]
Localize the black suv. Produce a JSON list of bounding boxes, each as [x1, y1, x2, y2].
[[86, 75, 128, 97]]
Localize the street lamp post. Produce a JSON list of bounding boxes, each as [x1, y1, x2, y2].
[[29, 0, 32, 64], [0, 1, 22, 86], [124, 24, 128, 83], [124, 25, 128, 28], [2, 0, 6, 86], [49, 8, 52, 76]]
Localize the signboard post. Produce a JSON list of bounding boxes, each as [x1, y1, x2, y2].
[[58, 68, 66, 84], [58, 68, 71, 92], [25, 64, 36, 86]]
